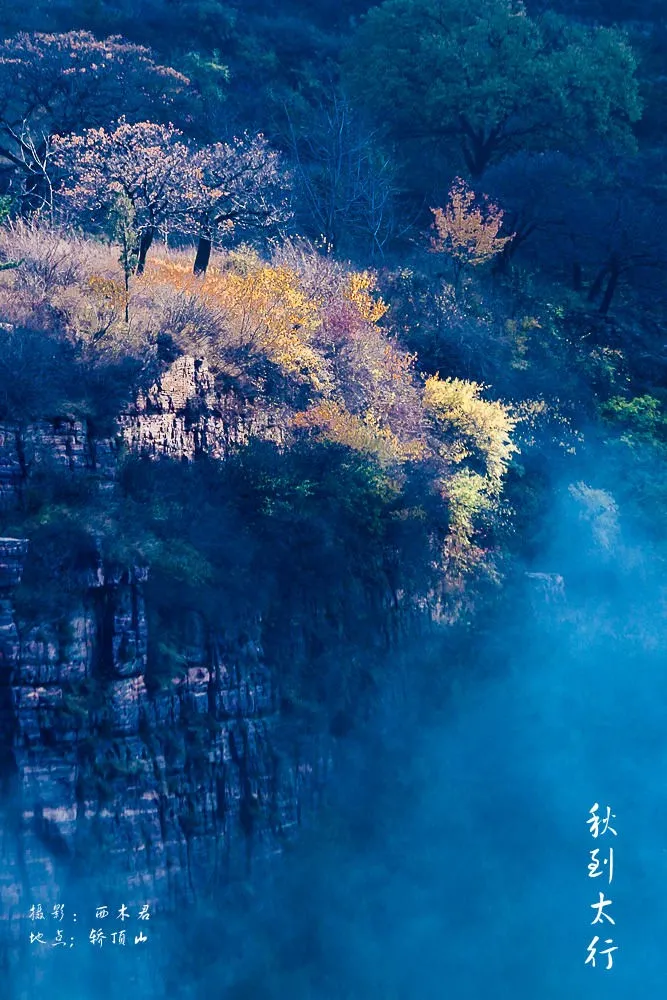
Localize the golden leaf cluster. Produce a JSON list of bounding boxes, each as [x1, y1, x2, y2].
[[344, 270, 388, 324], [293, 400, 424, 466], [423, 375, 518, 485], [430, 177, 513, 268], [141, 257, 331, 393]]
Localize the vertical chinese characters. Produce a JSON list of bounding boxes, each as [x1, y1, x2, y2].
[[585, 803, 618, 970]]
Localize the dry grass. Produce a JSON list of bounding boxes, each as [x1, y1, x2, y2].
[[0, 221, 518, 593], [0, 219, 116, 296], [0, 222, 428, 442]]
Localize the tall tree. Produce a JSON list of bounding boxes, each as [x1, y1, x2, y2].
[[343, 0, 642, 178], [0, 31, 190, 210], [190, 133, 292, 276], [52, 119, 199, 272]]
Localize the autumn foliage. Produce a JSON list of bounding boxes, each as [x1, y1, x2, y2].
[[143, 254, 329, 392], [0, 216, 519, 606], [0, 31, 191, 211], [52, 120, 291, 275], [53, 120, 199, 272], [429, 177, 513, 282], [190, 134, 292, 275]]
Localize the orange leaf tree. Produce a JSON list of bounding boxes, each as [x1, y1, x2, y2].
[[429, 176, 513, 289], [52, 119, 200, 273]]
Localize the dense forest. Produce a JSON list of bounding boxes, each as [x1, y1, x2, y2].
[[0, 0, 665, 997]]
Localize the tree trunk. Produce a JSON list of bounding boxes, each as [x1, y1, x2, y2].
[[459, 117, 502, 178], [493, 223, 532, 275], [193, 235, 212, 276], [492, 243, 512, 275], [453, 259, 465, 298], [20, 170, 51, 217], [462, 137, 494, 179], [136, 227, 155, 275], [587, 264, 608, 303], [599, 260, 620, 316]]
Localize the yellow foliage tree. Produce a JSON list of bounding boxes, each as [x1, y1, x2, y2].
[[141, 256, 332, 394], [423, 374, 518, 588], [423, 375, 517, 486], [344, 270, 388, 324], [429, 177, 513, 288], [293, 400, 424, 466]]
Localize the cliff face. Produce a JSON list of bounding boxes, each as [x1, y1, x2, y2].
[[0, 359, 333, 992], [0, 355, 291, 511], [0, 418, 115, 511], [120, 355, 290, 460]]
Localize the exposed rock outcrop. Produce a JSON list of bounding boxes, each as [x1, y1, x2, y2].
[[0, 540, 332, 906], [0, 419, 116, 510], [0, 357, 333, 997], [119, 355, 290, 461], [0, 356, 290, 510]]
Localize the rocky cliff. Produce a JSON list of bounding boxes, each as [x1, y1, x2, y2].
[[0, 358, 333, 996]]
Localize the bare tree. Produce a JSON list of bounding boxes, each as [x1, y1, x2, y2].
[[283, 90, 404, 261]]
